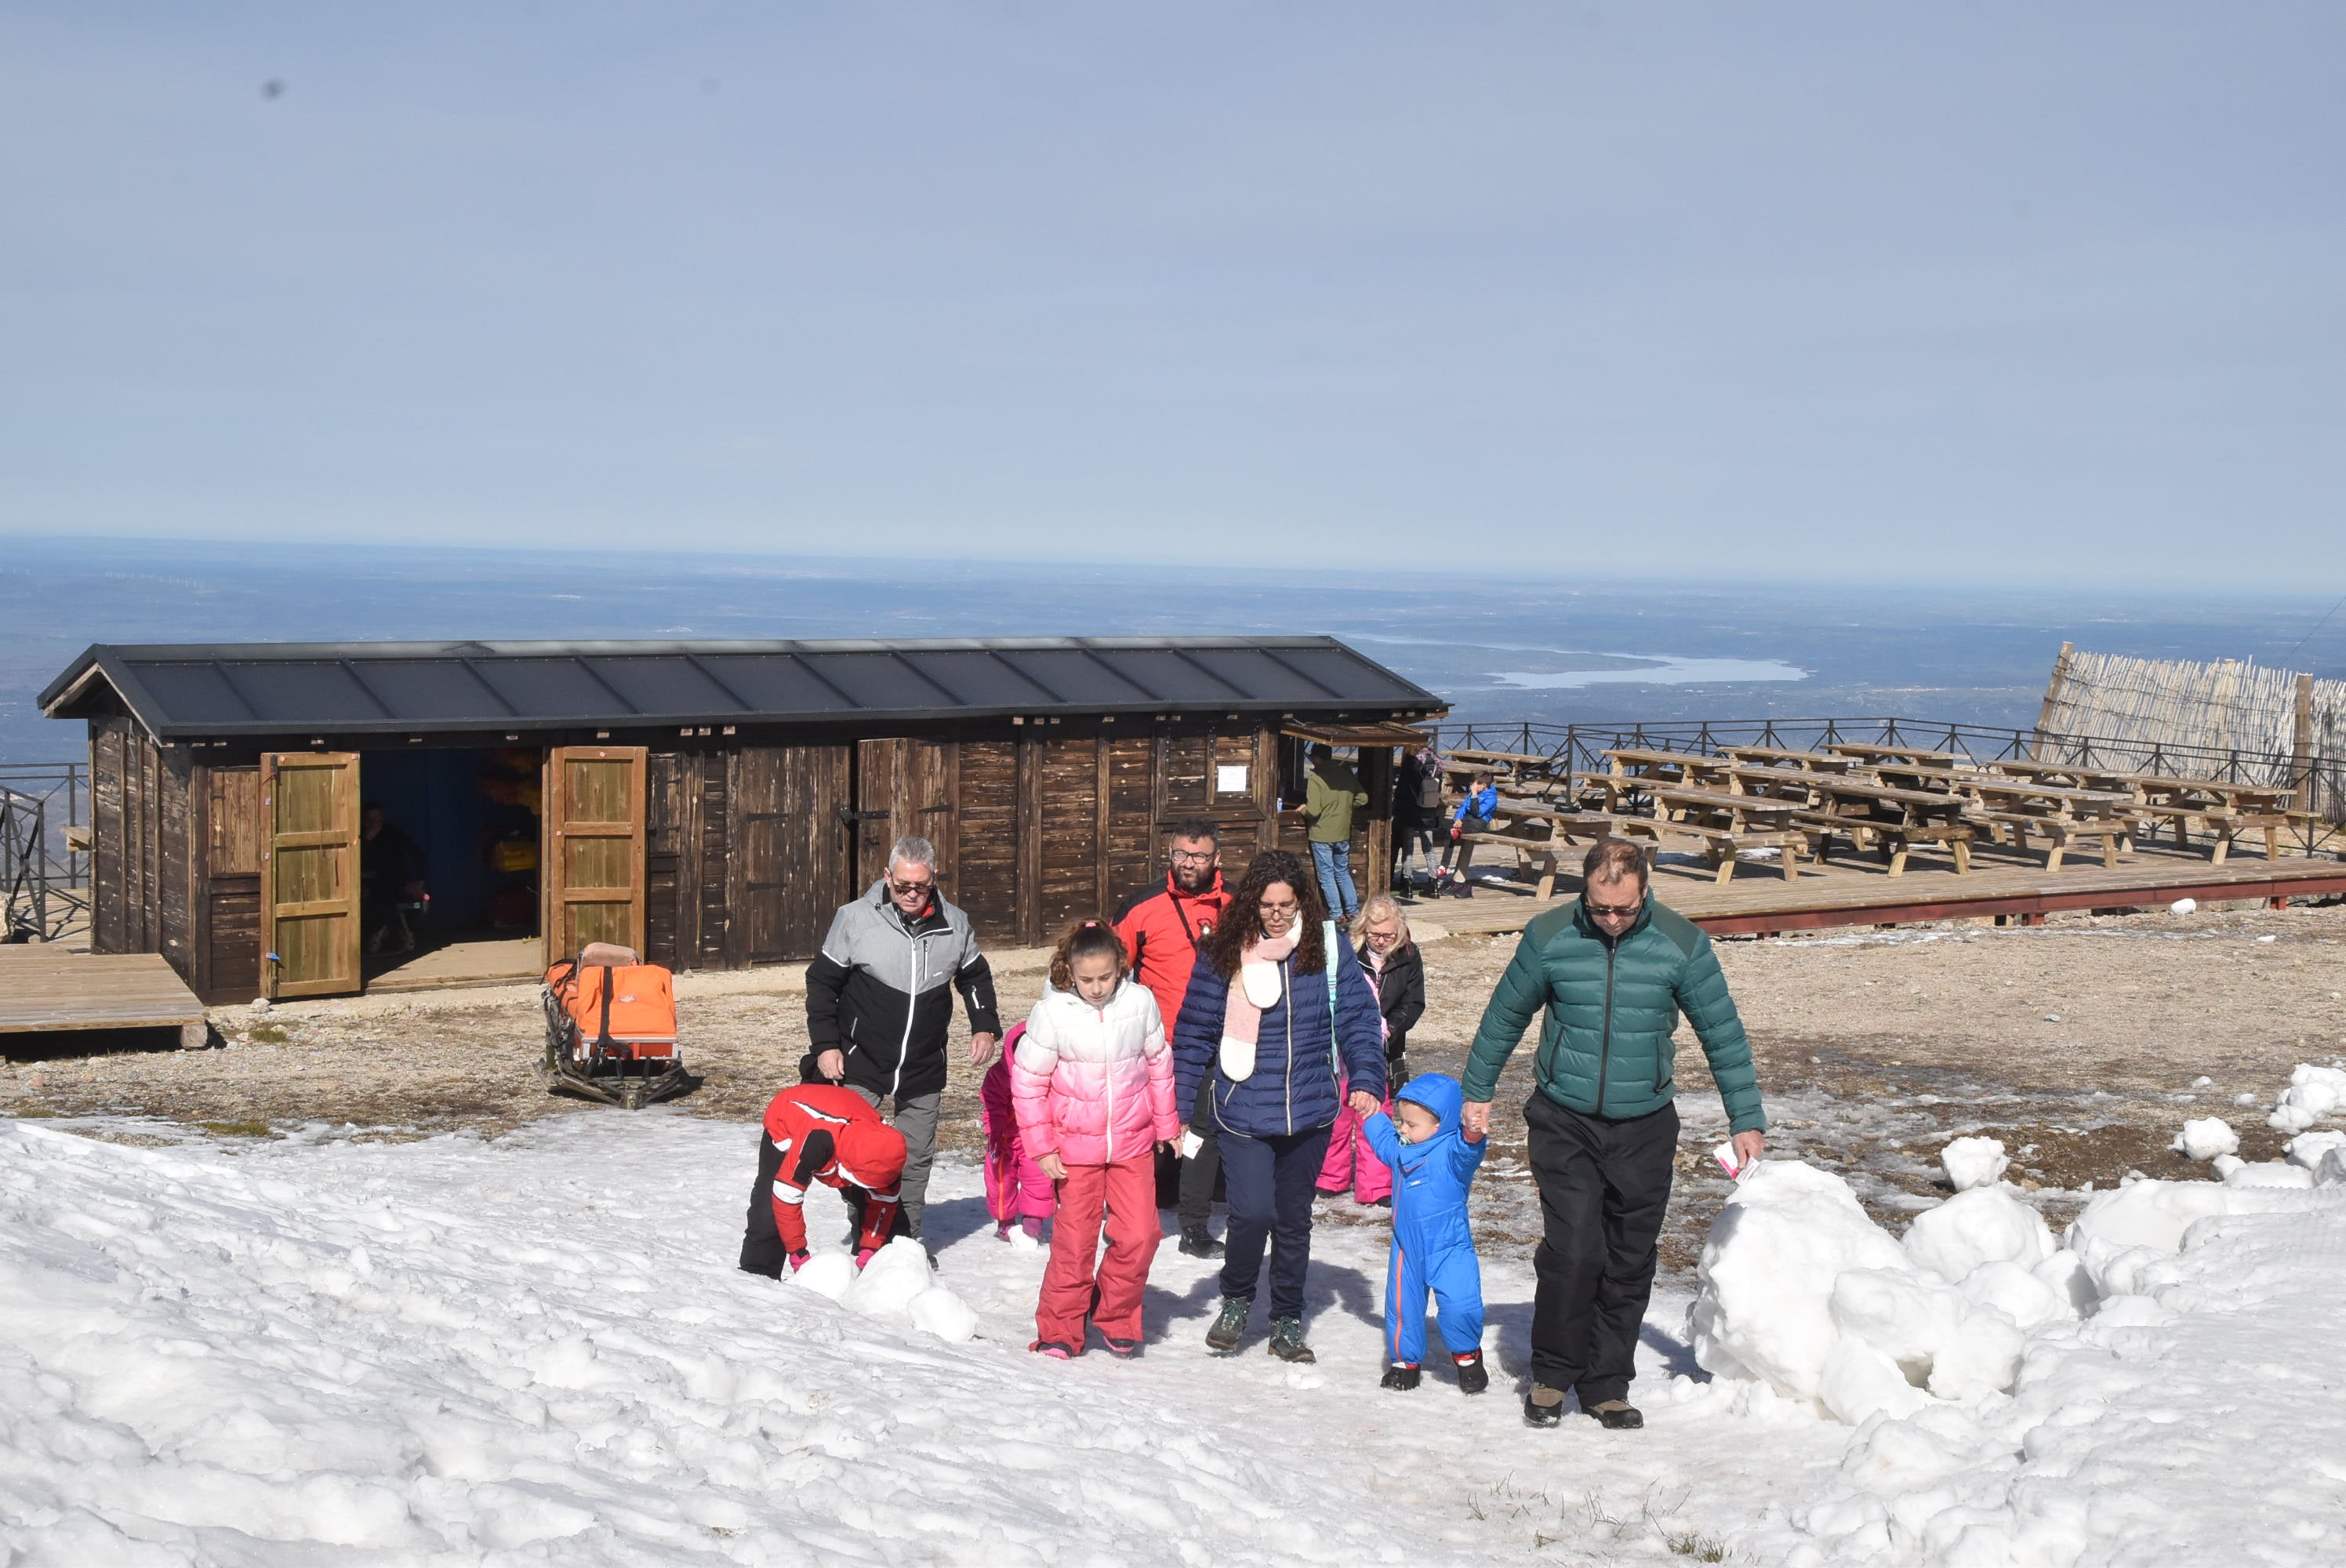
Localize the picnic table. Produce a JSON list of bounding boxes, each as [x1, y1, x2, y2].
[[1593, 748, 1739, 804], [1458, 800, 1665, 898], [2123, 775, 2311, 863], [1825, 742, 1961, 768], [1444, 746, 1567, 782], [1647, 785, 1812, 884], [1716, 745, 1868, 775], [1793, 775, 1977, 875], [1985, 759, 2141, 794], [1959, 777, 2137, 871]]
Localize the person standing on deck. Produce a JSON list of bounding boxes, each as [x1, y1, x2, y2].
[[1460, 838, 1767, 1431], [804, 835, 1001, 1257], [1115, 818, 1234, 1258], [1304, 743, 1369, 920]]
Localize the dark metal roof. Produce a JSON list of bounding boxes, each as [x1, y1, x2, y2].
[[42, 637, 1445, 741]]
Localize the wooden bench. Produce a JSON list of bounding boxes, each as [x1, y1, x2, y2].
[[1972, 813, 2133, 871], [1459, 809, 1662, 898]]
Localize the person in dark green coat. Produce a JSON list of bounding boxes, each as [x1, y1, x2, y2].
[[1460, 839, 1767, 1432]]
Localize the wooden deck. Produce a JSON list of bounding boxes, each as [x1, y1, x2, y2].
[[1411, 840, 2346, 939], [0, 946, 209, 1044]]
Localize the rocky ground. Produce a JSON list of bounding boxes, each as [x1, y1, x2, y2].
[[5, 902, 2341, 1286]]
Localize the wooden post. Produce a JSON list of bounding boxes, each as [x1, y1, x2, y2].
[[1359, 745, 1394, 898], [2293, 671, 2315, 797], [2032, 641, 2075, 760]]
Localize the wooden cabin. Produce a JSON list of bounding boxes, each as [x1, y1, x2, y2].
[[40, 637, 1443, 1003]]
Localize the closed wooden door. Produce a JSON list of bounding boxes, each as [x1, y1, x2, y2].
[[853, 739, 957, 900], [544, 746, 648, 958], [732, 745, 852, 967], [259, 751, 361, 999]]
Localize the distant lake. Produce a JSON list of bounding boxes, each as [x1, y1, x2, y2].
[[3, 534, 2341, 763]]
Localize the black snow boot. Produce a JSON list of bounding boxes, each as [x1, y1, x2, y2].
[[1454, 1350, 1489, 1396], [1205, 1295, 1250, 1354], [1523, 1384, 1567, 1428], [1590, 1400, 1644, 1430], [1266, 1316, 1315, 1363], [1178, 1227, 1225, 1259], [1381, 1362, 1422, 1391]]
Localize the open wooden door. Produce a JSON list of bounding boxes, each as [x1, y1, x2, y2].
[[544, 746, 648, 959], [258, 751, 362, 999]]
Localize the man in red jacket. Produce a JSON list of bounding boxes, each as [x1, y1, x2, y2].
[[1114, 818, 1233, 1258], [738, 1083, 910, 1276]]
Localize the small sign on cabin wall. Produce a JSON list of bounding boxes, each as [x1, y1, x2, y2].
[[1215, 764, 1249, 794]]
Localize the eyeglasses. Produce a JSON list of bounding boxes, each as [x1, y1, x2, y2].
[[1169, 849, 1217, 865], [1585, 898, 1642, 920]]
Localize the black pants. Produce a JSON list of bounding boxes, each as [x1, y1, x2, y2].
[[1178, 1076, 1223, 1229], [1524, 1093, 1679, 1406], [1218, 1121, 1334, 1320], [1440, 816, 1492, 873], [738, 1131, 791, 1279]]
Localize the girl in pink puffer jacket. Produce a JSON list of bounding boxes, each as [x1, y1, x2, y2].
[[1012, 920, 1179, 1358], [981, 1024, 1055, 1244]]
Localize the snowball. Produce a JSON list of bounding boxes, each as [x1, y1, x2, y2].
[[1959, 1258, 2074, 1330], [2169, 898, 2195, 915], [792, 1253, 857, 1301], [2283, 1130, 2346, 1171], [2221, 1161, 2315, 1190], [1940, 1137, 2008, 1192], [2065, 1179, 2235, 1294], [907, 1285, 979, 1343], [1818, 1337, 1928, 1426], [2210, 1153, 2246, 1180], [844, 1238, 935, 1316], [1689, 1161, 1914, 1403], [2267, 1064, 2346, 1134], [2319, 1147, 2346, 1188], [2170, 1117, 2239, 1161], [1925, 1310, 2025, 1402], [1903, 1187, 2055, 1283], [1828, 1268, 1969, 1379]]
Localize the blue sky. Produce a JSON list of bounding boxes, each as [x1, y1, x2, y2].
[[3, 3, 2341, 583]]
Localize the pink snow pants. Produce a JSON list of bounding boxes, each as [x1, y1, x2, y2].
[[1317, 1102, 1393, 1203], [1035, 1155, 1161, 1348]]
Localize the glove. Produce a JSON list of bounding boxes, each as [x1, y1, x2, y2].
[[855, 1247, 877, 1271], [786, 1250, 811, 1273]]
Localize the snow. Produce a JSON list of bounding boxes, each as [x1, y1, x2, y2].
[[2285, 1129, 2346, 1171], [1937, 1136, 2006, 1192], [5, 1109, 2344, 1566], [2170, 1115, 2240, 1160], [2168, 897, 2196, 914], [2267, 1062, 2346, 1134]]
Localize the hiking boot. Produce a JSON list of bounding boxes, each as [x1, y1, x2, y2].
[[1178, 1227, 1225, 1259], [1454, 1350, 1489, 1396], [1523, 1384, 1567, 1428], [1590, 1400, 1643, 1430], [1205, 1295, 1250, 1353], [1381, 1362, 1421, 1391], [1266, 1316, 1315, 1363]]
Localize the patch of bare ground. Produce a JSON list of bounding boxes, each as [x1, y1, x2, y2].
[[5, 904, 2342, 1286]]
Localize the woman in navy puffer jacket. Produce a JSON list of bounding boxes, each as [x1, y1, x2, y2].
[[1173, 849, 1386, 1363]]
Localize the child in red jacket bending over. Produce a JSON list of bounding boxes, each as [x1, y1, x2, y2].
[[737, 1083, 910, 1276], [1012, 920, 1179, 1358]]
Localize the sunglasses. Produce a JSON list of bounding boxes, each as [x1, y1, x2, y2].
[[1585, 898, 1643, 919], [888, 877, 935, 896]]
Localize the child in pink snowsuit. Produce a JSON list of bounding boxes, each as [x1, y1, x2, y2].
[[982, 1023, 1055, 1242], [1013, 920, 1179, 1358]]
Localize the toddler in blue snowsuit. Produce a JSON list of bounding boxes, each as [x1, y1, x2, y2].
[[1360, 1073, 1488, 1393]]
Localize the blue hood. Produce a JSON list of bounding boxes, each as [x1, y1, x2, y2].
[[1395, 1072, 1463, 1139]]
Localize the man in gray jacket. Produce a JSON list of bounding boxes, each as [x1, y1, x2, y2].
[[804, 837, 1001, 1243]]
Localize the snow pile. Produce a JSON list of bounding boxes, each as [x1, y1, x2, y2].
[[1937, 1136, 2006, 1192], [2170, 1116, 2239, 1160], [1688, 1163, 2067, 1426], [2266, 1062, 2346, 1134], [1710, 1159, 2346, 1566], [2285, 1129, 2346, 1171], [833, 1236, 980, 1341]]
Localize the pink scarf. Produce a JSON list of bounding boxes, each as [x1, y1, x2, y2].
[[1222, 927, 1299, 1049]]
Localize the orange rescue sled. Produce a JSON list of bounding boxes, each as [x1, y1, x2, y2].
[[542, 942, 688, 1108]]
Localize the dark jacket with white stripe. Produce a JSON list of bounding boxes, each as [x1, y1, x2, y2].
[[804, 881, 1002, 1101]]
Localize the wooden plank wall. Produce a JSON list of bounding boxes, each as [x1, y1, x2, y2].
[[198, 766, 261, 1003]]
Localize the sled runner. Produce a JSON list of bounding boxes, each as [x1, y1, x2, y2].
[[542, 943, 687, 1109]]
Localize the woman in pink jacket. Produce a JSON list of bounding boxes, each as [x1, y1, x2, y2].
[[1012, 920, 1179, 1358]]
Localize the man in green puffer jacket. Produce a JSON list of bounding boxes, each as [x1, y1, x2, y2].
[[1461, 840, 1767, 1432]]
